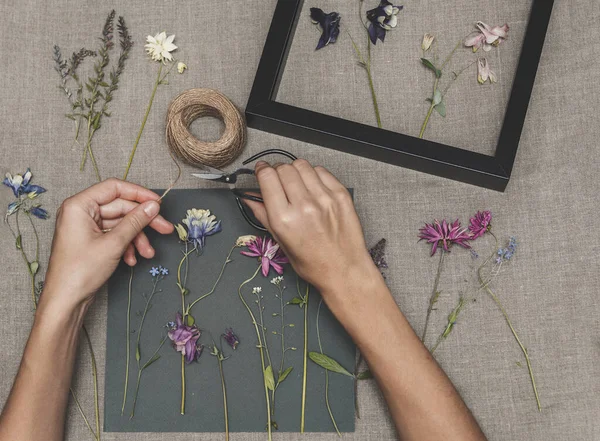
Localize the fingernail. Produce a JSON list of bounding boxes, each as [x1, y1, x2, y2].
[[144, 201, 160, 217], [255, 161, 268, 168]]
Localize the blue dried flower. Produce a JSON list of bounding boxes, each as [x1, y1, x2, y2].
[[29, 206, 49, 220], [3, 169, 46, 198], [366, 0, 403, 45], [180, 209, 222, 251], [149, 267, 160, 277], [310, 7, 341, 50], [160, 266, 169, 276], [166, 321, 176, 330]]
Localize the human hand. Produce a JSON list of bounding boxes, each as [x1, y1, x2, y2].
[[243, 159, 378, 295], [41, 179, 174, 311]]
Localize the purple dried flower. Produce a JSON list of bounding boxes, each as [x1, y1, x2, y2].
[[3, 169, 46, 198], [223, 328, 240, 350], [369, 238, 388, 271], [418, 219, 472, 256], [366, 0, 403, 45], [167, 313, 202, 363], [29, 206, 49, 220], [468, 210, 492, 239], [241, 236, 289, 277], [310, 8, 341, 50], [178, 209, 222, 251]]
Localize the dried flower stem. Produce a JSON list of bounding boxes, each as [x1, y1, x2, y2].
[[82, 325, 101, 441], [216, 350, 229, 441], [299, 280, 309, 433], [130, 336, 167, 419], [185, 245, 235, 316], [421, 249, 445, 343], [348, 32, 382, 128], [317, 298, 341, 436], [121, 267, 134, 415], [271, 282, 293, 416], [238, 266, 272, 441], [480, 233, 541, 411], [430, 296, 466, 354]]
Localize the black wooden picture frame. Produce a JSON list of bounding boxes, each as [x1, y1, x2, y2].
[[245, 0, 554, 191]]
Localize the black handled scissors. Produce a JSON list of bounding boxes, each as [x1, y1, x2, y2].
[[192, 149, 297, 231]]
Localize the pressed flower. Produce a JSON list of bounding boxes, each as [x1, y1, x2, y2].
[[168, 313, 202, 363], [477, 58, 497, 84], [29, 206, 49, 220], [310, 7, 341, 50], [175, 223, 188, 242], [468, 210, 492, 239], [241, 236, 290, 277], [497, 236, 517, 263], [465, 21, 509, 52], [149, 267, 160, 277], [223, 328, 240, 350], [181, 208, 222, 250], [235, 235, 257, 247], [145, 31, 177, 62], [160, 266, 169, 276], [177, 62, 187, 73], [271, 275, 284, 285], [366, 0, 404, 45], [418, 219, 472, 256], [3, 169, 46, 198], [6, 202, 18, 217], [422, 33, 435, 52]]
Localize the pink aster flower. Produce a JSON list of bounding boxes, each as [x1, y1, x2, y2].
[[241, 236, 289, 277], [418, 219, 472, 256], [167, 313, 202, 364], [469, 210, 492, 239], [465, 21, 509, 52]]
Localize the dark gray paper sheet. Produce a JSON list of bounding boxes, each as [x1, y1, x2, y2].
[[105, 189, 356, 432]]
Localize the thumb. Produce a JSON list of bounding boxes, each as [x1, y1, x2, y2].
[[107, 200, 160, 251]]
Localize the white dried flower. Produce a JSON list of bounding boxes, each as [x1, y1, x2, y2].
[[236, 235, 257, 247], [252, 287, 262, 294], [145, 32, 177, 62], [422, 33, 435, 51]]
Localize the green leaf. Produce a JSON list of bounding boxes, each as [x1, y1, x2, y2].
[[99, 81, 109, 87], [289, 297, 304, 305], [264, 365, 275, 391], [434, 100, 446, 117], [186, 314, 195, 326], [15, 235, 22, 250], [135, 345, 141, 362], [144, 354, 161, 369], [308, 352, 354, 378], [421, 58, 442, 78], [29, 261, 39, 275], [357, 370, 373, 380], [433, 89, 442, 106], [278, 366, 293, 384]]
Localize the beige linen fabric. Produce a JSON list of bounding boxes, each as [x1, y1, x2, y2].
[[0, 0, 599, 440]]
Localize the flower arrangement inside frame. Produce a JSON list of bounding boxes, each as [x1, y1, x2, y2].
[[103, 188, 357, 434], [275, 0, 533, 156]]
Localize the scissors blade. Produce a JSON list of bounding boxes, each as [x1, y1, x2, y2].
[[192, 165, 228, 181]]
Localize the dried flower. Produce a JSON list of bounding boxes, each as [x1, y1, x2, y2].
[[496, 236, 517, 263], [160, 266, 169, 276], [309, 7, 341, 50], [145, 32, 177, 63], [175, 223, 188, 242], [468, 210, 492, 239], [180, 208, 222, 250], [464, 21, 509, 52], [418, 219, 472, 256], [149, 267, 160, 277], [235, 235, 257, 247], [271, 276, 284, 286], [422, 33, 435, 51], [366, 0, 404, 45], [28, 206, 49, 220], [477, 58, 497, 84], [223, 328, 240, 350], [252, 287, 262, 294], [177, 62, 187, 73], [369, 238, 388, 270], [168, 313, 202, 363], [3, 169, 46, 198], [241, 236, 290, 277]]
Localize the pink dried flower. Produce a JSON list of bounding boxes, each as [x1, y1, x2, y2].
[[464, 21, 509, 52], [477, 58, 497, 84], [469, 211, 492, 239], [167, 313, 202, 363], [418, 219, 472, 256], [241, 236, 289, 277]]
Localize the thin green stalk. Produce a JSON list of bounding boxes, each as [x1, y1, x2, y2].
[[185, 246, 235, 315], [479, 233, 541, 411], [121, 267, 133, 415], [130, 337, 167, 419], [70, 388, 98, 440], [317, 299, 341, 436], [442, 60, 478, 97], [419, 76, 440, 139], [217, 356, 229, 441], [271, 283, 288, 415], [239, 266, 272, 440], [300, 282, 309, 433], [176, 243, 195, 415], [82, 325, 100, 441], [421, 249, 445, 343], [15, 211, 37, 309], [180, 354, 185, 415], [123, 63, 163, 180]]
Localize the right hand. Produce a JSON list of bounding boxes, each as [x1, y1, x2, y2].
[[243, 159, 378, 294]]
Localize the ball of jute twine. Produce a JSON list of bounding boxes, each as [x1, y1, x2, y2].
[[165, 88, 246, 169]]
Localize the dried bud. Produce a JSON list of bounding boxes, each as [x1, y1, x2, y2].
[[177, 62, 187, 74], [422, 33, 435, 51], [235, 235, 257, 247], [175, 223, 188, 242]]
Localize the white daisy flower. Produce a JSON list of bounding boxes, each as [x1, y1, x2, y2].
[[145, 32, 177, 63]]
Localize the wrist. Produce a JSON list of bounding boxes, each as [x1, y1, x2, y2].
[[35, 285, 90, 330], [319, 258, 388, 306]]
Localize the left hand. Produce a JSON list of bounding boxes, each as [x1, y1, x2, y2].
[[41, 178, 174, 311]]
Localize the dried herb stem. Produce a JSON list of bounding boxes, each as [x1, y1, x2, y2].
[[299, 281, 309, 433], [317, 298, 341, 436], [121, 267, 134, 415], [82, 325, 101, 441], [421, 249, 445, 343], [217, 353, 229, 441], [238, 266, 272, 441], [130, 336, 167, 419]]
